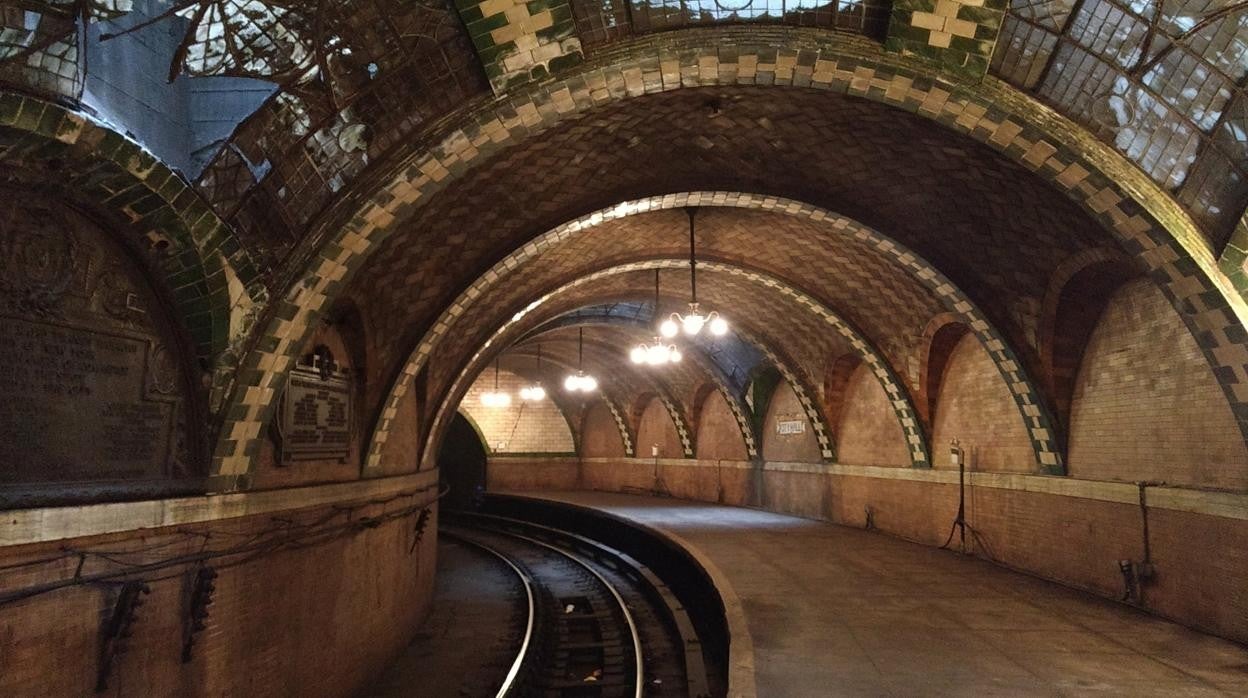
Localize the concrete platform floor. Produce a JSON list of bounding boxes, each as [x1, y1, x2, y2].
[[508, 491, 1248, 697]]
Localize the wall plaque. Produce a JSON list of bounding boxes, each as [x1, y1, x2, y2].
[[0, 195, 188, 484], [277, 365, 352, 464]]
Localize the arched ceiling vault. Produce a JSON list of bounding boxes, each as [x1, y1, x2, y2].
[[399, 260, 964, 472], [502, 335, 688, 457], [210, 37, 1248, 478], [486, 356, 585, 448], [359, 191, 1111, 474], [512, 318, 761, 459]]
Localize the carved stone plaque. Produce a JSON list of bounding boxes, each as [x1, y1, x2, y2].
[[278, 366, 352, 464], [0, 195, 184, 484]]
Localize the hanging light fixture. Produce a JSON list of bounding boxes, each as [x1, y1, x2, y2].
[[631, 269, 683, 366], [480, 357, 512, 407], [661, 207, 729, 338], [519, 345, 546, 401], [564, 328, 598, 393]]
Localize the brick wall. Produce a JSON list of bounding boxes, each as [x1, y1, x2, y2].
[[837, 363, 911, 467], [636, 398, 682, 459], [460, 369, 575, 454], [931, 334, 1036, 471], [696, 390, 749, 461], [581, 401, 626, 458], [374, 388, 423, 476], [1067, 279, 1248, 490], [761, 382, 822, 463], [0, 486, 439, 697]]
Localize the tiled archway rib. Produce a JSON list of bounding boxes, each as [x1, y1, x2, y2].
[[213, 35, 1248, 476], [409, 259, 937, 471]]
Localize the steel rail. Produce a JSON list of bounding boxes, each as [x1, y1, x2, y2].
[[449, 523, 646, 698], [440, 530, 536, 698]]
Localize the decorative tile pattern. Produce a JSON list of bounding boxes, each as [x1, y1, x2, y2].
[[455, 0, 582, 92], [888, 0, 1006, 77], [0, 92, 264, 371], [601, 393, 635, 457], [215, 34, 1248, 478]]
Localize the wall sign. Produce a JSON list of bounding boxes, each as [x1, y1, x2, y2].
[[0, 196, 188, 484], [278, 361, 352, 464], [775, 414, 807, 435]]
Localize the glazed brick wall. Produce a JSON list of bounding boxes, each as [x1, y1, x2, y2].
[[931, 334, 1036, 471], [581, 401, 626, 458], [1068, 279, 1248, 490], [494, 460, 1248, 644], [636, 399, 683, 459], [696, 391, 749, 462], [0, 497, 439, 697], [461, 370, 575, 453], [761, 382, 823, 463], [581, 458, 660, 493], [488, 455, 581, 489], [836, 363, 911, 467]]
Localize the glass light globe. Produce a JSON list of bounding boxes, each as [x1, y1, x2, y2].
[[670, 348, 682, 362], [529, 386, 545, 401], [564, 375, 580, 391], [682, 313, 706, 336], [660, 317, 679, 338], [644, 344, 661, 365], [581, 375, 598, 392], [709, 315, 729, 336], [630, 346, 646, 364], [482, 391, 510, 407]]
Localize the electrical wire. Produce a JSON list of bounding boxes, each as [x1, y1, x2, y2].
[[0, 484, 448, 608]]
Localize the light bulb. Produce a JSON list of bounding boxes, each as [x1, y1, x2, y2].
[[529, 386, 545, 400], [630, 346, 646, 364], [660, 317, 679, 338], [682, 313, 706, 336], [519, 387, 530, 400], [670, 348, 682, 362], [581, 375, 598, 392], [482, 391, 510, 407], [564, 375, 579, 391], [709, 315, 728, 336]]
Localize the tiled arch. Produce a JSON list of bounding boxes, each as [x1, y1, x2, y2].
[[600, 393, 637, 458], [359, 193, 1070, 474], [410, 259, 932, 472], [532, 315, 762, 460], [629, 391, 696, 459], [213, 32, 1248, 479], [0, 91, 265, 366], [516, 330, 697, 459]]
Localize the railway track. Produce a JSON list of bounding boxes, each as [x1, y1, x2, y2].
[[443, 512, 711, 698]]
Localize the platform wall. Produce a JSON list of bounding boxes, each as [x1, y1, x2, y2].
[[0, 473, 440, 697], [487, 458, 1248, 645]]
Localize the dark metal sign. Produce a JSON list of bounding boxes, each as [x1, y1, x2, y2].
[[278, 365, 352, 464]]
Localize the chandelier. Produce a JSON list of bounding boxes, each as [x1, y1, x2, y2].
[[564, 328, 599, 393], [632, 269, 682, 366], [660, 207, 728, 338], [480, 357, 512, 408], [519, 345, 546, 401]]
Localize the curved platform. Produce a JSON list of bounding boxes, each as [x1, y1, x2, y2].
[[499, 491, 1248, 698]]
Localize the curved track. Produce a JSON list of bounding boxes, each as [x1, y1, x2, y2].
[[445, 512, 708, 697]]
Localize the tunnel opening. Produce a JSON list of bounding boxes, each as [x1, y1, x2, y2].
[[437, 411, 489, 510]]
